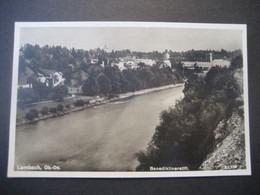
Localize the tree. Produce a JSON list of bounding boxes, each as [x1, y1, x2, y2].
[[104, 67, 122, 94], [50, 107, 57, 113], [23, 44, 35, 59], [205, 66, 240, 99], [57, 104, 64, 111], [30, 109, 38, 117], [52, 85, 68, 101], [231, 54, 243, 69], [183, 74, 205, 101], [40, 106, 49, 115], [97, 74, 111, 94], [17, 88, 38, 104], [25, 109, 39, 121], [18, 56, 26, 75], [82, 77, 99, 96], [33, 81, 52, 99], [25, 112, 34, 121], [74, 99, 84, 106]]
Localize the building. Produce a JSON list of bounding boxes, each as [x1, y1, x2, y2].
[[18, 83, 32, 89], [164, 52, 170, 60], [52, 72, 65, 87], [36, 72, 65, 87], [181, 53, 230, 70], [162, 51, 172, 68], [212, 59, 231, 67]]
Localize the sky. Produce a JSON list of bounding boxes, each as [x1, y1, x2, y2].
[[19, 26, 243, 52]]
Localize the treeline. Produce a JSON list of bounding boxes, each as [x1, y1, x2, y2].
[[25, 104, 65, 121], [136, 64, 243, 170], [19, 44, 240, 75], [82, 65, 183, 96], [24, 100, 86, 121], [19, 44, 90, 74]]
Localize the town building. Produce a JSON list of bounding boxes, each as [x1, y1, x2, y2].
[[36, 72, 65, 87], [181, 53, 230, 70], [163, 51, 171, 67], [18, 83, 32, 89]]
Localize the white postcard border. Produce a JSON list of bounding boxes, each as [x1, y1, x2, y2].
[[8, 21, 251, 178]]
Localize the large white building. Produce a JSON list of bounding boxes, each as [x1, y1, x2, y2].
[[181, 53, 230, 70]]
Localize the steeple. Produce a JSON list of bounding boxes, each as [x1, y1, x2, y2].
[[103, 45, 108, 51]]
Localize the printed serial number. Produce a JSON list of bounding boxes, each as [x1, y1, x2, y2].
[[224, 165, 238, 170]]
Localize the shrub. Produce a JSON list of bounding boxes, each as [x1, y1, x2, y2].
[[49, 107, 57, 113], [29, 109, 39, 117], [40, 106, 49, 115], [74, 99, 84, 106], [57, 104, 64, 111], [25, 109, 39, 121], [65, 104, 71, 109], [25, 112, 34, 121]]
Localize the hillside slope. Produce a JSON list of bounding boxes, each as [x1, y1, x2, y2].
[[200, 68, 246, 170], [199, 112, 246, 170]]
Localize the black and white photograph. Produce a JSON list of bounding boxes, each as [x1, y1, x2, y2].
[[7, 22, 251, 178]]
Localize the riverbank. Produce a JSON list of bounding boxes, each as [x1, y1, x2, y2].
[[16, 83, 184, 126]]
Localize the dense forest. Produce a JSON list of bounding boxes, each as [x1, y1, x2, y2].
[[136, 55, 243, 170]]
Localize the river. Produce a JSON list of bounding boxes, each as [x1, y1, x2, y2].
[[15, 84, 184, 171]]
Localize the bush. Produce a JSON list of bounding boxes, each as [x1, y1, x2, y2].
[[74, 99, 84, 106], [25, 112, 34, 121], [49, 107, 57, 113], [40, 106, 49, 115], [29, 109, 39, 116], [57, 104, 64, 111], [65, 104, 71, 109], [25, 109, 39, 121]]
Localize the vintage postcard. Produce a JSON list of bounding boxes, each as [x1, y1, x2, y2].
[[8, 22, 251, 178]]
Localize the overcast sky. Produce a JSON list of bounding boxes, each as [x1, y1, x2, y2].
[[20, 26, 243, 52]]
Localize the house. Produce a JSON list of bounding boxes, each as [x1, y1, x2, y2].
[[90, 59, 99, 64], [18, 83, 32, 89], [36, 72, 65, 88], [52, 72, 65, 87]]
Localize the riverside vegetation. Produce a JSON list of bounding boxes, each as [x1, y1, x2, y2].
[[136, 55, 244, 170]]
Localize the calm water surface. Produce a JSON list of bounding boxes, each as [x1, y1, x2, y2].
[[15, 85, 184, 171]]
